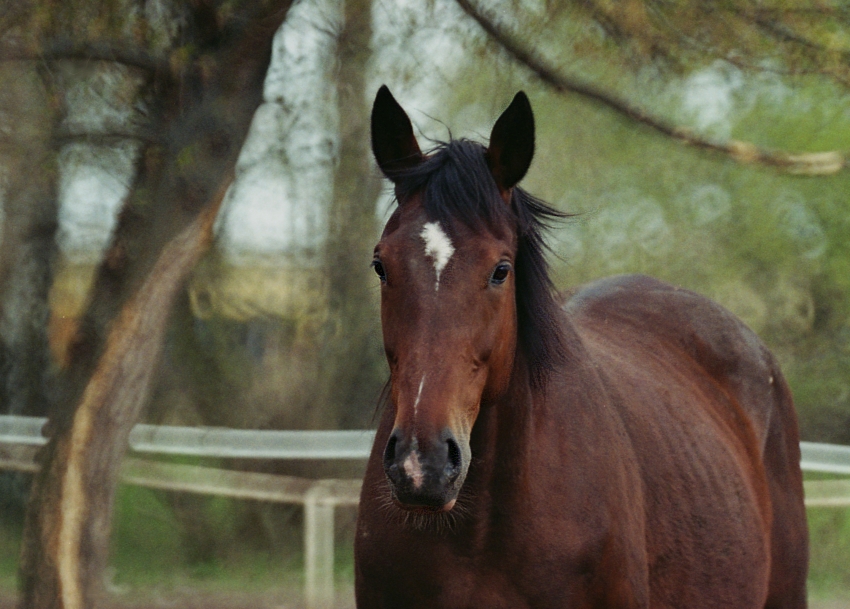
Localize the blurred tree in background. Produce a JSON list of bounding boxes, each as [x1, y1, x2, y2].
[[1, 0, 850, 605], [2, 0, 295, 605]]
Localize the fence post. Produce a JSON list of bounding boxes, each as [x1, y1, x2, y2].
[[304, 482, 335, 609]]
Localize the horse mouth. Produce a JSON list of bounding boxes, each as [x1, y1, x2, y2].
[[391, 496, 457, 513]]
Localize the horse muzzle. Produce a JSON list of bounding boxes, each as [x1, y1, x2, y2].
[[382, 427, 466, 511]]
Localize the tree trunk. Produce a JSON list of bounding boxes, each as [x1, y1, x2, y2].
[[0, 60, 61, 523], [19, 189, 227, 609], [18, 3, 294, 607], [0, 62, 60, 420], [319, 0, 384, 429]]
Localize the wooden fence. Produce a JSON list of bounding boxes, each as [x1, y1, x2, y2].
[[3, 415, 850, 607]]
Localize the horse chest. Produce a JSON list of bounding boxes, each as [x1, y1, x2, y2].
[[355, 549, 563, 609], [354, 510, 616, 609]]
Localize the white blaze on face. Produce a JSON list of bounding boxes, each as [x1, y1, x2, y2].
[[420, 221, 455, 291], [403, 451, 424, 489], [413, 376, 425, 420]]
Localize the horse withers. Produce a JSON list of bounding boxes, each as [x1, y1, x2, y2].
[[354, 85, 808, 608]]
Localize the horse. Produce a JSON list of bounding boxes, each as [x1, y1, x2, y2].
[[354, 85, 809, 609]]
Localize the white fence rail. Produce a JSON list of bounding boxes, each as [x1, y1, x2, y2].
[[0, 415, 376, 459], [3, 415, 850, 607], [800, 441, 850, 476], [6, 416, 850, 475]]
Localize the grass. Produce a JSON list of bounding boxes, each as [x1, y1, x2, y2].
[[807, 499, 850, 600], [105, 483, 360, 598], [106, 484, 321, 594], [0, 516, 22, 593], [1, 475, 849, 601]]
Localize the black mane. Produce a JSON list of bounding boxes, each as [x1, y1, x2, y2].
[[389, 139, 569, 389]]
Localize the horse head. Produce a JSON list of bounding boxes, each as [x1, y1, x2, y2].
[[370, 86, 536, 512]]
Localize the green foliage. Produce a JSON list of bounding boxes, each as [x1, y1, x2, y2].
[[525, 0, 850, 84], [0, 516, 23, 593], [808, 504, 850, 599], [108, 484, 187, 585], [107, 482, 304, 590]]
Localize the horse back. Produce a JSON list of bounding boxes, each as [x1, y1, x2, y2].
[[564, 274, 807, 609]]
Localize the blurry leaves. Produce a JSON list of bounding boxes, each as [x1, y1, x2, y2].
[[572, 0, 850, 82], [456, 0, 850, 174]]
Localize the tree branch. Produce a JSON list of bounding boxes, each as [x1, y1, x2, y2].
[[455, 0, 848, 176]]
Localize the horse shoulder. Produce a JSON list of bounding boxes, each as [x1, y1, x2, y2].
[[561, 274, 782, 606], [563, 273, 782, 449]]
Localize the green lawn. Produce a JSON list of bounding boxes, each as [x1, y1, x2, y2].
[[807, 497, 850, 600], [1, 476, 848, 602]]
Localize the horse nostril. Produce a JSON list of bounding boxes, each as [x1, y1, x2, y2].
[[383, 432, 399, 469], [446, 437, 462, 479]]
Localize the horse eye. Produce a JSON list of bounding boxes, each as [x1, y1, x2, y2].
[[371, 260, 387, 282], [489, 262, 511, 285]]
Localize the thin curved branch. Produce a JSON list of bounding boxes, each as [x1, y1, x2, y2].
[[455, 0, 847, 176]]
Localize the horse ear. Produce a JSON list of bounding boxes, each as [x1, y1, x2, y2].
[[486, 91, 535, 192], [371, 85, 423, 180]]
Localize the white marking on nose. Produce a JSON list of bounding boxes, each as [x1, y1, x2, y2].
[[420, 221, 455, 291], [413, 376, 425, 420], [403, 451, 424, 489]]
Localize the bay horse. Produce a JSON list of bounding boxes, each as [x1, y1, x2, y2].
[[354, 85, 808, 608]]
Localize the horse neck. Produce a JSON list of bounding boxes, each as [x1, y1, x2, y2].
[[465, 320, 585, 512], [466, 352, 540, 504]]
